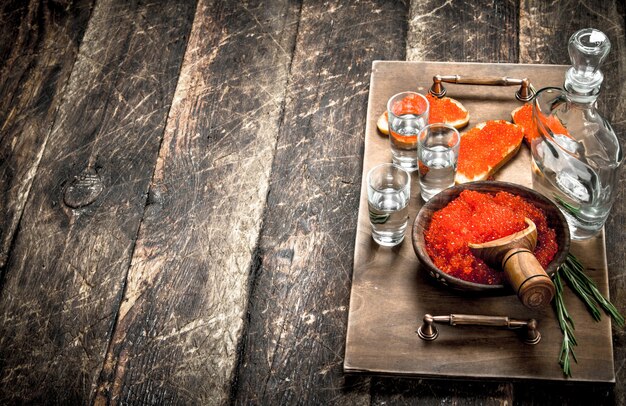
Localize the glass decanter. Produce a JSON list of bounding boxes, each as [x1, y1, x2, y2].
[[531, 28, 623, 240]]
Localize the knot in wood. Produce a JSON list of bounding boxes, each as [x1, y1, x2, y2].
[[63, 168, 104, 208]]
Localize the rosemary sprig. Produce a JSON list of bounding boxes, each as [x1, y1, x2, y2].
[[560, 254, 625, 327], [368, 209, 390, 224], [552, 253, 625, 376], [554, 194, 581, 216], [552, 269, 577, 377]]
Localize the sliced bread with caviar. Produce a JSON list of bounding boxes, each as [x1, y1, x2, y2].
[[425, 93, 470, 129], [512, 103, 571, 145], [377, 94, 470, 135], [455, 120, 524, 184], [511, 104, 539, 144]]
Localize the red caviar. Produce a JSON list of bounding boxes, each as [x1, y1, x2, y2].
[[537, 111, 570, 139], [513, 103, 571, 145], [426, 93, 465, 124], [391, 93, 464, 124], [425, 190, 558, 285], [391, 94, 428, 116], [512, 104, 540, 144], [390, 94, 428, 145], [457, 121, 523, 180]]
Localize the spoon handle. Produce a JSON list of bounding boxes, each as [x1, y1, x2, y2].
[[502, 248, 555, 309]]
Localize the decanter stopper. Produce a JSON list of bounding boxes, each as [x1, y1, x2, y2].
[[565, 28, 611, 96]]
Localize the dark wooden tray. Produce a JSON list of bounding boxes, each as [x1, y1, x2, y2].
[[344, 61, 614, 382]]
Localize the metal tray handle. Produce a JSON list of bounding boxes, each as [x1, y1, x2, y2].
[[430, 75, 534, 102], [417, 313, 540, 345]]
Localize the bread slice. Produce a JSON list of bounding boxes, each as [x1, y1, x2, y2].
[[512, 103, 571, 145], [377, 95, 470, 135], [511, 103, 539, 145], [377, 111, 389, 135], [455, 120, 524, 184], [426, 94, 470, 129]]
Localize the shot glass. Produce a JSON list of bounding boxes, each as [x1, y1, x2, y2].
[[417, 123, 460, 201], [367, 163, 411, 246], [387, 92, 430, 172]]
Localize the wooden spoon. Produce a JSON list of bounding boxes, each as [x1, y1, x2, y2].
[[468, 218, 555, 309]]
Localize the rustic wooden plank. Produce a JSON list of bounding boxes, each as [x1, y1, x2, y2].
[[407, 0, 519, 63], [519, 0, 626, 403], [371, 379, 514, 406], [0, 0, 196, 403], [0, 0, 94, 270], [231, 1, 408, 404], [0, 1, 28, 64], [91, 0, 301, 404]]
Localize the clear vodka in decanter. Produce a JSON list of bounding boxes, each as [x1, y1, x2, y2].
[[531, 28, 623, 240]]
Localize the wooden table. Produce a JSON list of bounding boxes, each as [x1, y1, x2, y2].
[[1, 1, 624, 404]]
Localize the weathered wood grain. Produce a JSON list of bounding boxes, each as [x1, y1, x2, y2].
[[0, 0, 624, 404], [371, 379, 514, 406], [407, 0, 519, 63], [0, 0, 196, 403], [91, 0, 301, 404], [519, 1, 626, 403], [0, 1, 28, 64], [0, 0, 93, 270], [232, 1, 408, 404]]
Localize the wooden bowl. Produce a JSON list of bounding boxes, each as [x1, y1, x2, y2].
[[411, 181, 571, 293]]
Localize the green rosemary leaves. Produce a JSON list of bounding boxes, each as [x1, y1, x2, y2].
[[552, 253, 625, 377]]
